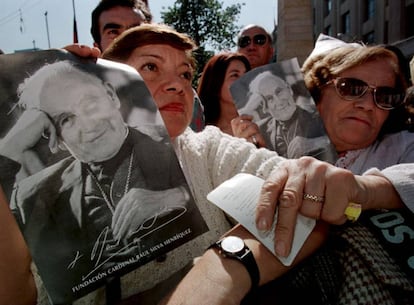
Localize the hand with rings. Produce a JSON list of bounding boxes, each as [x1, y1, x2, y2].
[[302, 190, 361, 222], [255, 156, 374, 257], [231, 114, 266, 148]]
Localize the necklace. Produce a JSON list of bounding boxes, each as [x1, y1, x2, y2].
[[85, 148, 134, 214]]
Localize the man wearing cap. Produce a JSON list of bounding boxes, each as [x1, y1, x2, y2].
[[236, 24, 274, 69]]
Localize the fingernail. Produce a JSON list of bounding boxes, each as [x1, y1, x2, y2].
[[257, 218, 268, 231], [276, 241, 286, 257]]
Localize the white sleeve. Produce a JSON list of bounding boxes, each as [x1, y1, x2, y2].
[[363, 165, 414, 213]]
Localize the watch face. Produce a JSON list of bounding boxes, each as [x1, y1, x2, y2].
[[221, 236, 245, 254]]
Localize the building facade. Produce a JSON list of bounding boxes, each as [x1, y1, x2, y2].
[[277, 0, 414, 63], [312, 0, 414, 57], [276, 0, 314, 65]]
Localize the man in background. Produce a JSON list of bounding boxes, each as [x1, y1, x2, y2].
[[91, 0, 152, 52], [237, 24, 274, 69]]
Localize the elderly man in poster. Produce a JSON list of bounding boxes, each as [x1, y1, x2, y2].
[[0, 60, 201, 302], [244, 70, 333, 160]]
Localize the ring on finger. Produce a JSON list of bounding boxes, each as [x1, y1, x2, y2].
[[303, 193, 325, 203], [251, 135, 259, 147], [344, 202, 362, 222]]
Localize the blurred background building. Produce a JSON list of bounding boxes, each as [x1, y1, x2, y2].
[[277, 0, 414, 65]]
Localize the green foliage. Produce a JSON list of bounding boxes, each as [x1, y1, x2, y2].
[[161, 0, 244, 81]]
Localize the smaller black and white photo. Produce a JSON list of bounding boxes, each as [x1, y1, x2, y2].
[[231, 58, 337, 162], [0, 50, 207, 303]]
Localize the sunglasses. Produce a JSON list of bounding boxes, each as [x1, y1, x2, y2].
[[238, 34, 267, 48], [327, 77, 405, 110]]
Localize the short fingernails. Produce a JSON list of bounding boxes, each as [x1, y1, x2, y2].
[[257, 218, 269, 231]]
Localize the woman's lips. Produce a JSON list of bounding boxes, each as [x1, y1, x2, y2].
[[159, 102, 184, 112], [347, 116, 371, 126]]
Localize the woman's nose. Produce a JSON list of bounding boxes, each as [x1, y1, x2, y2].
[[162, 73, 185, 93], [354, 89, 376, 110]]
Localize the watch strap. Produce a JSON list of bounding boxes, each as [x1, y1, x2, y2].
[[210, 238, 260, 290], [236, 245, 260, 289]]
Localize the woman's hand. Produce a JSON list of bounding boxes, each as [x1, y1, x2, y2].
[[231, 115, 266, 148], [62, 44, 101, 59], [0, 186, 36, 305], [255, 156, 403, 257]]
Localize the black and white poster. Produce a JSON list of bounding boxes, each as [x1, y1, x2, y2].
[[0, 50, 207, 303], [231, 58, 337, 163]]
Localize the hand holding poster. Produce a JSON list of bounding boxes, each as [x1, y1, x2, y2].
[[0, 50, 207, 303], [231, 58, 337, 163]]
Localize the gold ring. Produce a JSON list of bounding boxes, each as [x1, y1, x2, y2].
[[303, 193, 325, 203], [345, 202, 362, 222]]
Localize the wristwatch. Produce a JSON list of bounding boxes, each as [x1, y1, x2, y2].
[[210, 236, 260, 289]]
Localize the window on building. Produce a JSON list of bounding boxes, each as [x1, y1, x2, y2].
[[407, 4, 414, 37], [365, 0, 375, 20], [341, 12, 351, 35], [324, 0, 332, 16], [325, 25, 332, 36], [363, 32, 375, 44], [384, 20, 389, 43]]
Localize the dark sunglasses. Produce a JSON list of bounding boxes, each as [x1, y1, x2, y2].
[[238, 34, 267, 48], [327, 77, 405, 110]]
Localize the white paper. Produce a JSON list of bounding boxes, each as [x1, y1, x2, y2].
[[207, 173, 316, 266]]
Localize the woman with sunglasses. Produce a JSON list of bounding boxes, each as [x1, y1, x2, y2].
[[253, 36, 414, 304], [163, 35, 414, 305]]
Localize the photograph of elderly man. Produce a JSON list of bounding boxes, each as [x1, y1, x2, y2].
[[232, 59, 336, 162], [0, 54, 207, 303]]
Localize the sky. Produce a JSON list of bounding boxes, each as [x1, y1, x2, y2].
[[0, 0, 277, 54]]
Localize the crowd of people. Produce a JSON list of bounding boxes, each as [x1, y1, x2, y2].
[[1, 0, 414, 304]]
